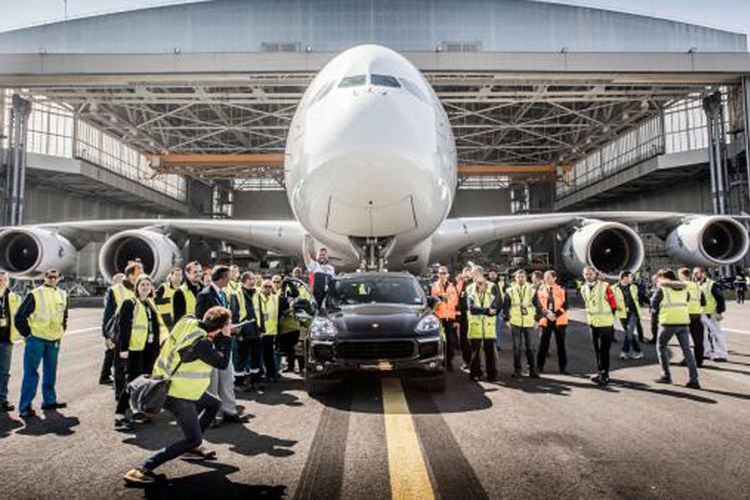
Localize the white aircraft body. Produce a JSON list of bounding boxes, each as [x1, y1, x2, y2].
[[0, 45, 748, 282]]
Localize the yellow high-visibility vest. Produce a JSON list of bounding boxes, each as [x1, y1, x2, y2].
[[700, 278, 717, 314], [467, 288, 497, 339], [4, 291, 21, 342], [111, 283, 135, 311], [155, 282, 177, 326], [253, 292, 279, 336], [614, 284, 641, 319], [128, 298, 162, 351], [580, 282, 615, 328], [684, 281, 702, 315], [153, 317, 212, 401], [507, 284, 535, 328], [27, 286, 67, 341], [659, 287, 690, 326], [179, 283, 197, 316]]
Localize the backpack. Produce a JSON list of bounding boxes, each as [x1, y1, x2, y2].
[[128, 336, 199, 415], [103, 297, 135, 344]]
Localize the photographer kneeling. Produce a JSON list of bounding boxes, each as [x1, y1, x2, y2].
[[124, 306, 233, 485]]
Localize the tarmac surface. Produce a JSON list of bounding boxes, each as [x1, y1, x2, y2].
[[1, 302, 749, 499]]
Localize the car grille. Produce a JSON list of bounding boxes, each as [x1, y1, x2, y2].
[[418, 341, 440, 359], [312, 344, 335, 361], [336, 340, 415, 360]]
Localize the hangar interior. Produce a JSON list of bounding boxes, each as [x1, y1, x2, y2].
[[2, 0, 750, 285]]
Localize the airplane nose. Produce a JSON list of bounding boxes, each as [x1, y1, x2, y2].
[[304, 88, 435, 168]]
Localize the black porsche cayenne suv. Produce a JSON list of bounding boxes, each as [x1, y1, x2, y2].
[[303, 272, 445, 395]]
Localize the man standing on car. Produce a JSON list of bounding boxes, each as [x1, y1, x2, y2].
[[306, 248, 335, 307]]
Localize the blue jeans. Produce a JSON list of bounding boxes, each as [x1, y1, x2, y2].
[[657, 325, 699, 384], [620, 313, 642, 353], [494, 316, 504, 349], [19, 336, 60, 412], [0, 342, 13, 404]]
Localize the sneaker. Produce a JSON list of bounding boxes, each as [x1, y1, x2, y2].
[[115, 417, 135, 431], [222, 413, 250, 424], [713, 358, 728, 363], [655, 374, 672, 384], [41, 402, 67, 411], [528, 371, 540, 379], [619, 352, 628, 360], [124, 467, 164, 485], [590, 374, 602, 384], [183, 447, 217, 461], [630, 352, 644, 360], [685, 381, 701, 389], [0, 402, 14, 412], [99, 377, 113, 385], [19, 408, 36, 419]]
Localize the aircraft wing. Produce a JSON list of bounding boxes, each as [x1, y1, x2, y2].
[[429, 211, 750, 269], [8, 219, 306, 256]]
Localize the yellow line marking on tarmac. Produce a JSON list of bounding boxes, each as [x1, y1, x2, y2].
[[381, 377, 435, 500]]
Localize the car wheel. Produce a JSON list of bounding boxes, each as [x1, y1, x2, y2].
[[304, 368, 329, 396]]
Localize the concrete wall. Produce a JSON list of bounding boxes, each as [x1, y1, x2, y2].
[[448, 190, 511, 217], [233, 191, 295, 220], [573, 178, 712, 213]]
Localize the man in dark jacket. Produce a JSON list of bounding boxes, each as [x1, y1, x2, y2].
[[172, 261, 203, 323], [235, 272, 262, 389], [195, 265, 247, 424]]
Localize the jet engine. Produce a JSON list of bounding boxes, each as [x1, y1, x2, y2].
[[99, 229, 182, 283], [666, 216, 749, 267], [0, 228, 76, 278], [562, 221, 644, 278]]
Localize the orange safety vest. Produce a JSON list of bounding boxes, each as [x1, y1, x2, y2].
[[536, 284, 569, 327], [431, 281, 458, 320]]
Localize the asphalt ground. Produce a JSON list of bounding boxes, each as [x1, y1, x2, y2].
[[1, 303, 749, 500]]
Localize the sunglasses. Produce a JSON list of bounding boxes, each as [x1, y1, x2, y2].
[[263, 285, 273, 289]]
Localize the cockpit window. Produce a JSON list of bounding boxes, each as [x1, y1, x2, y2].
[[339, 75, 367, 88], [399, 77, 427, 103], [371, 74, 401, 88], [309, 81, 335, 105]]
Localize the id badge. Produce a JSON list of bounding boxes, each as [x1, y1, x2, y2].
[[0, 318, 7, 328], [147, 333, 154, 343]]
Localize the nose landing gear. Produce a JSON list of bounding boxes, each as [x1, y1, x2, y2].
[[350, 236, 395, 272]]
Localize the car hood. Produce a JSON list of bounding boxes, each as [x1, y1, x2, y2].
[[325, 303, 428, 338]]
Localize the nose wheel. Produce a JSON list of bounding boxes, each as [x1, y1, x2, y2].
[[351, 237, 395, 272]]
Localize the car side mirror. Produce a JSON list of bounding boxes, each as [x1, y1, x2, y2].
[[426, 296, 440, 310]]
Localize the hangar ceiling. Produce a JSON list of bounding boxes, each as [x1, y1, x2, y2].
[[24, 73, 716, 186], [5, 51, 742, 189]]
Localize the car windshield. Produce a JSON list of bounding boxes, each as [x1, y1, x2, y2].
[[327, 276, 426, 307]]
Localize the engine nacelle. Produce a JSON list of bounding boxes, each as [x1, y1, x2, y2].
[[0, 228, 76, 279], [562, 221, 644, 278], [99, 229, 183, 284], [666, 216, 749, 267]]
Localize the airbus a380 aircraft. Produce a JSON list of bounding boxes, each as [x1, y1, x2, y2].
[[0, 45, 748, 282]]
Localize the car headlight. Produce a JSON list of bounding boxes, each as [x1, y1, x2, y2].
[[310, 317, 338, 338], [415, 314, 440, 335]]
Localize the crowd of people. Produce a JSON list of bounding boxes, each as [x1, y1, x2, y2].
[[0, 251, 738, 485], [427, 264, 731, 388]]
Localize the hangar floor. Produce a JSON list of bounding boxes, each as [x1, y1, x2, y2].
[[1, 305, 749, 499]]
